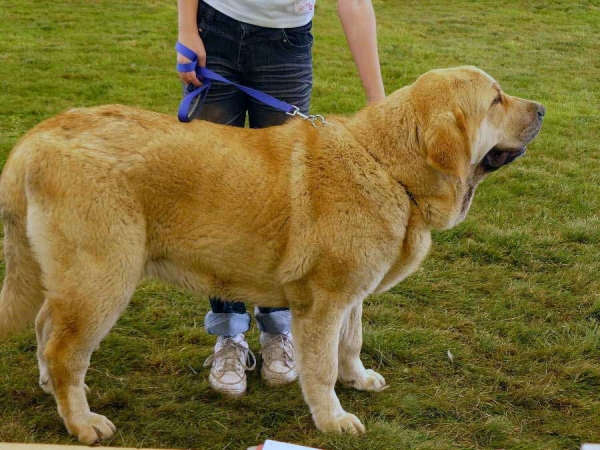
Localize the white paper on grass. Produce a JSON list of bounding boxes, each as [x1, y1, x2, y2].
[[262, 440, 321, 450]]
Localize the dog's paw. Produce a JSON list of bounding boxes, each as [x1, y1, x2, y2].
[[342, 369, 387, 392], [39, 376, 54, 394], [314, 411, 366, 435], [66, 412, 116, 445]]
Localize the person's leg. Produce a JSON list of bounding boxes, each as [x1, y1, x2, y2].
[[205, 297, 250, 335], [256, 306, 296, 386], [243, 21, 314, 128], [192, 2, 255, 395], [240, 21, 314, 385], [193, 1, 247, 126], [203, 298, 255, 396], [255, 307, 290, 334]]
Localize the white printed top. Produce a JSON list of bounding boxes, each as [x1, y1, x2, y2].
[[203, 0, 315, 28]]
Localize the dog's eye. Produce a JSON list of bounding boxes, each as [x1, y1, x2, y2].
[[492, 95, 502, 105]]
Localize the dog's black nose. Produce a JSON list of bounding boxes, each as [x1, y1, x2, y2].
[[537, 104, 546, 119]]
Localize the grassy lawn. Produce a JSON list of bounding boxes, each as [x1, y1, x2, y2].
[[0, 1, 599, 449]]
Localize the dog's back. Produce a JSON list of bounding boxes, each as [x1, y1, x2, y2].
[[0, 104, 317, 338]]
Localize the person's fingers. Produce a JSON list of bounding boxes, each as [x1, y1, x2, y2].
[[180, 71, 202, 87], [176, 54, 202, 87]]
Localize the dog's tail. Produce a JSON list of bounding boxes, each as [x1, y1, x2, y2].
[[0, 137, 45, 340]]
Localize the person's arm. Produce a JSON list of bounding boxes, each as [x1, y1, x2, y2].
[[337, 0, 385, 104], [177, 0, 205, 86]]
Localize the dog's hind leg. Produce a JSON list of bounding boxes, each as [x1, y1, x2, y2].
[[338, 301, 386, 392], [35, 299, 94, 397], [35, 301, 55, 395], [36, 255, 144, 445], [26, 196, 146, 444]]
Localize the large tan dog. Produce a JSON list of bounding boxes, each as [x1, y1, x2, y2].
[[0, 67, 544, 444]]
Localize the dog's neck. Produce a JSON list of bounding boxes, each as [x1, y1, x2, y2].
[[344, 93, 465, 230]]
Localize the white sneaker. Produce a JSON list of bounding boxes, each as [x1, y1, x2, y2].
[[260, 331, 297, 386], [203, 334, 256, 396]]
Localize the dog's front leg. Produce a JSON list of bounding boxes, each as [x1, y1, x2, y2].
[[290, 291, 365, 435], [338, 301, 386, 391]]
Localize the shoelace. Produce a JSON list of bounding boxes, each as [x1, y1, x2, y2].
[[203, 339, 257, 374], [262, 334, 295, 369]]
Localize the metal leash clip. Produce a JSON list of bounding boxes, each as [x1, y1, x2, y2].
[[287, 106, 329, 128]]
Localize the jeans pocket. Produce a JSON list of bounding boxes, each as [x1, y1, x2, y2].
[[198, 2, 239, 42], [197, 0, 216, 25], [280, 22, 314, 57]]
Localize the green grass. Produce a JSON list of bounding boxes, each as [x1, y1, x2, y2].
[[0, 1, 599, 449]]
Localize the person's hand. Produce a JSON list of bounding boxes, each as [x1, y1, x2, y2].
[[177, 33, 206, 87]]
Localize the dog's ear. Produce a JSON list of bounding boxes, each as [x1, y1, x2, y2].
[[422, 108, 471, 183]]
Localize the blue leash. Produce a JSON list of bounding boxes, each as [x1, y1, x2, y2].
[[175, 42, 326, 126]]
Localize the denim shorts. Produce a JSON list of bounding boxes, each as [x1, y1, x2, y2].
[[192, 1, 313, 128]]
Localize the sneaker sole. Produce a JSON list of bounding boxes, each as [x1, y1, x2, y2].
[[211, 384, 247, 397], [209, 375, 247, 397], [261, 369, 297, 387]]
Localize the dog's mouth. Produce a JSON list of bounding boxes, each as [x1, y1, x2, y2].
[[481, 146, 527, 172]]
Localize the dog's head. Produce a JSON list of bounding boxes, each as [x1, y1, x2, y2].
[[409, 66, 544, 229]]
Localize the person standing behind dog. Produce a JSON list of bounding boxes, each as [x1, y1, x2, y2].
[[176, 0, 385, 397]]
